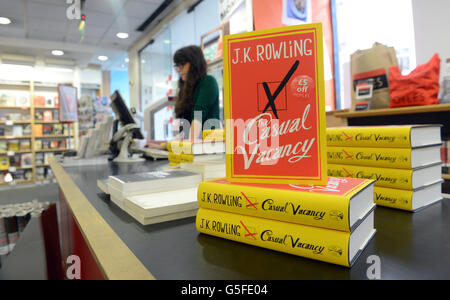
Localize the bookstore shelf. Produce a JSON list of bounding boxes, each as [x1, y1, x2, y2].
[[0, 136, 32, 139], [0, 81, 76, 185]]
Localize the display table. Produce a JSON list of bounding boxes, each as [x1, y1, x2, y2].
[[49, 158, 450, 280]]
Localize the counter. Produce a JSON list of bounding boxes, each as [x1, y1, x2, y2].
[[50, 157, 450, 280]]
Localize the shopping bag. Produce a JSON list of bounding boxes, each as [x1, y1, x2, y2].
[[351, 42, 398, 110], [388, 54, 441, 108]]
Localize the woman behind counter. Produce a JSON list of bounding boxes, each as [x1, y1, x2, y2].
[[147, 45, 220, 149]]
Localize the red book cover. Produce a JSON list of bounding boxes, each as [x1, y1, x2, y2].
[[34, 96, 45, 107], [43, 110, 53, 122], [223, 23, 327, 185]]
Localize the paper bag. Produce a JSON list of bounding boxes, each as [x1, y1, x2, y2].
[[350, 42, 398, 110]]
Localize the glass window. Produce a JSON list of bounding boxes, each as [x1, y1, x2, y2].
[[140, 28, 172, 109], [335, 0, 416, 109], [139, 0, 220, 110]]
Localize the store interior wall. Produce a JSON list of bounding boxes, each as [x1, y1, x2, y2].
[[412, 0, 450, 80]]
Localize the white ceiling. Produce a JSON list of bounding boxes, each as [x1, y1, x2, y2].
[[0, 0, 165, 70]]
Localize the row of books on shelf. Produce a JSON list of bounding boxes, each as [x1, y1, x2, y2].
[[0, 113, 30, 122], [35, 139, 73, 151], [0, 140, 31, 152], [0, 93, 59, 108], [0, 170, 33, 183], [0, 154, 33, 169], [35, 110, 59, 122], [1, 139, 74, 152], [0, 125, 32, 137], [33, 124, 73, 136]]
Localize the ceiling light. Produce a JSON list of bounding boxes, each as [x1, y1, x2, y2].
[[125, 58, 129, 63], [51, 50, 64, 56], [116, 32, 129, 39], [0, 17, 12, 25], [98, 56, 109, 61]]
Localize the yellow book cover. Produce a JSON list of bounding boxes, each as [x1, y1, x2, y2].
[[202, 129, 225, 141], [327, 145, 441, 169], [8, 141, 19, 152], [374, 186, 413, 211], [167, 141, 224, 155], [374, 181, 443, 212], [168, 152, 181, 163], [0, 156, 9, 170], [198, 177, 374, 232], [223, 23, 327, 185], [326, 125, 441, 148], [196, 208, 375, 267], [327, 163, 414, 190]]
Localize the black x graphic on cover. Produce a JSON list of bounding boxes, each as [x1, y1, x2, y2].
[[262, 60, 300, 119]]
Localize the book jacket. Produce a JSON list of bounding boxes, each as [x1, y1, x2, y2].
[[196, 208, 371, 267], [223, 23, 327, 185], [198, 177, 374, 232]]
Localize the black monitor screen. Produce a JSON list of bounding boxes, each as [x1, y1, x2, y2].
[[111, 90, 144, 140]]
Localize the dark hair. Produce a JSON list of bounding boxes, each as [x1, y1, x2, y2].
[[173, 45, 207, 119]]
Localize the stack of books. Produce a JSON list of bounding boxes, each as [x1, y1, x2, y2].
[[196, 177, 376, 267], [98, 169, 202, 225], [167, 130, 226, 180], [327, 125, 443, 211]]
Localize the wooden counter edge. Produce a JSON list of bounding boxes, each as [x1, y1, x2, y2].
[[333, 103, 450, 118], [49, 157, 155, 280]]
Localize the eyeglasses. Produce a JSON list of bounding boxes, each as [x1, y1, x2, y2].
[[174, 62, 185, 69]]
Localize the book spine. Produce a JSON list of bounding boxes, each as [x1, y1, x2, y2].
[[327, 146, 412, 169], [327, 163, 413, 190], [197, 181, 351, 231], [196, 208, 351, 267], [373, 186, 413, 211], [326, 127, 412, 148]]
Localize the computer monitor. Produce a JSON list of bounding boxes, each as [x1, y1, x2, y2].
[[110, 90, 144, 140], [144, 96, 175, 141]]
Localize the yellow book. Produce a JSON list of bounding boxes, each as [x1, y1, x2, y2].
[[198, 177, 374, 232], [167, 140, 225, 155], [202, 129, 225, 141], [0, 156, 9, 170], [196, 208, 376, 267], [327, 145, 441, 169], [327, 163, 443, 190], [327, 125, 442, 148], [8, 140, 19, 152], [168, 152, 182, 163], [374, 181, 443, 212]]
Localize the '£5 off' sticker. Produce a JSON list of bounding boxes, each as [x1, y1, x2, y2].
[[290, 75, 314, 99]]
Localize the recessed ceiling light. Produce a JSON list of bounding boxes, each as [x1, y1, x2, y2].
[[51, 50, 64, 56], [98, 56, 109, 61], [0, 17, 11, 25], [116, 32, 129, 39]]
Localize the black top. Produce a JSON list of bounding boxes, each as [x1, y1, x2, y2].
[[63, 161, 450, 280]]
